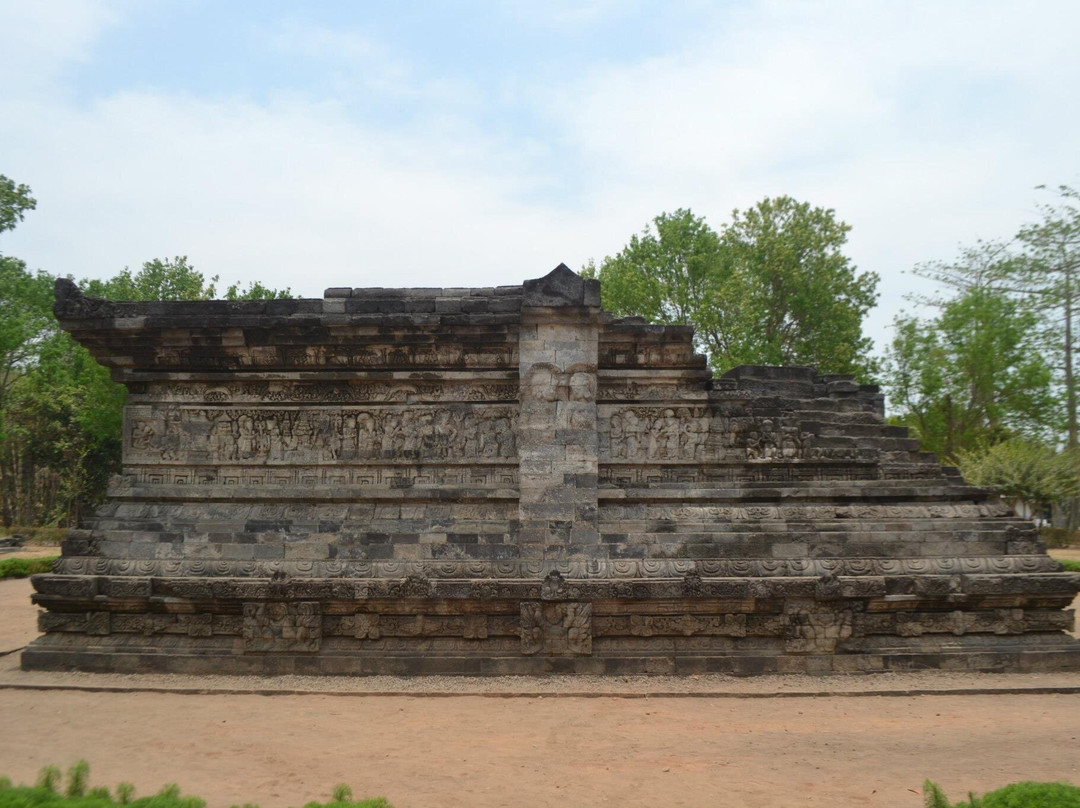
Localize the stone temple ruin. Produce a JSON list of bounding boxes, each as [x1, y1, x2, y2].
[[23, 265, 1080, 675]]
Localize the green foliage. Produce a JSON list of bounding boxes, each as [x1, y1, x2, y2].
[[592, 198, 879, 379], [225, 280, 292, 300], [884, 190, 1080, 521], [300, 799, 391, 808], [1014, 185, 1080, 449], [926, 779, 1080, 808], [717, 196, 879, 377], [0, 257, 56, 403], [957, 440, 1080, 510], [885, 283, 1055, 461], [0, 175, 36, 234], [924, 779, 951, 808], [0, 556, 57, 578], [0, 177, 291, 528], [0, 767, 392, 808], [36, 767, 61, 794], [1056, 558, 1080, 572], [84, 257, 217, 302], [331, 785, 353, 803], [596, 208, 728, 327], [66, 762, 90, 799]]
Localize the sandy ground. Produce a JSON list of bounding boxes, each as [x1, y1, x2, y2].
[[0, 687, 1078, 808], [1, 562, 1079, 808]]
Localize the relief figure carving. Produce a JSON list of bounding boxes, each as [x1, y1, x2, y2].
[[127, 405, 518, 463], [520, 602, 592, 655]]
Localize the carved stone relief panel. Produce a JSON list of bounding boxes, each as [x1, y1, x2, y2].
[[126, 404, 518, 464], [599, 406, 819, 463], [124, 464, 519, 488], [140, 380, 520, 405], [520, 602, 593, 655], [242, 602, 322, 653]]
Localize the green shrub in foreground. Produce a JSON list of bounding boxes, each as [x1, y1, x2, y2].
[[1, 763, 392, 808], [0, 556, 57, 579], [925, 778, 1080, 807]]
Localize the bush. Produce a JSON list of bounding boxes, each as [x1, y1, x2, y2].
[[925, 779, 1080, 807], [1056, 559, 1080, 573], [1, 764, 393, 808], [0, 556, 57, 579]]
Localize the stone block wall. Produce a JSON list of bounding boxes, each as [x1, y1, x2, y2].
[[21, 265, 1080, 675]]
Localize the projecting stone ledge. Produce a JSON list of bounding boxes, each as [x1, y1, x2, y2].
[[21, 264, 1080, 676]]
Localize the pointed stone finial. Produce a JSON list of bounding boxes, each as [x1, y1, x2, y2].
[[522, 263, 601, 308]]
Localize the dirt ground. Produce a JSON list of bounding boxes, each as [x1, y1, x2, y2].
[[0, 686, 1078, 808], [2, 563, 1080, 808]]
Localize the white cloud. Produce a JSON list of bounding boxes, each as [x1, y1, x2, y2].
[[0, 90, 592, 296], [542, 0, 1080, 348], [1, 0, 1078, 362], [0, 0, 120, 96]]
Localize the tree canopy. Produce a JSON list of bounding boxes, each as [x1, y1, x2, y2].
[[586, 198, 879, 379], [883, 186, 1080, 528], [0, 176, 290, 527]]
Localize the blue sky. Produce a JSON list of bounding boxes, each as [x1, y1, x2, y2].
[[2, 0, 1079, 354]]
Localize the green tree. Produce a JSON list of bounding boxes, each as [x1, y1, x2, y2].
[[0, 175, 291, 525], [884, 285, 1055, 460], [588, 198, 879, 379], [1013, 185, 1080, 449], [587, 208, 730, 326], [717, 196, 878, 375], [225, 279, 292, 300], [85, 256, 217, 301], [0, 174, 36, 234]]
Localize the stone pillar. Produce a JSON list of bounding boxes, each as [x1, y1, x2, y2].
[[517, 265, 603, 557]]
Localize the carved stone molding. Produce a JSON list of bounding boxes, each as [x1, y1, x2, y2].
[[51, 555, 1064, 580]]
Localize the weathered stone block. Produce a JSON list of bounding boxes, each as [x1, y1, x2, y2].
[[23, 269, 1080, 676]]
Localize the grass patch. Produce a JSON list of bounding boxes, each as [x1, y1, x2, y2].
[[1, 763, 392, 808], [925, 778, 1080, 807], [0, 556, 57, 579], [1053, 557, 1080, 572]]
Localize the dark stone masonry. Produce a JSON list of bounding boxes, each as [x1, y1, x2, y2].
[[22, 265, 1080, 675]]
